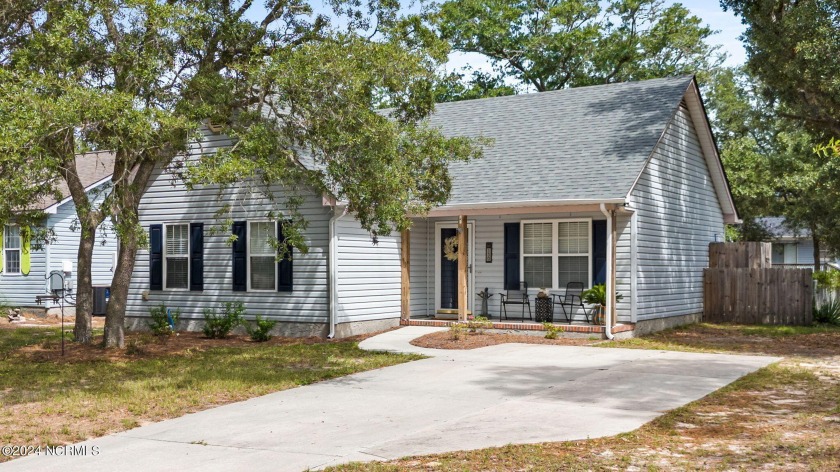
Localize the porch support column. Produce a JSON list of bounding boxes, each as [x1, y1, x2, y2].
[[610, 210, 617, 329], [400, 228, 410, 322], [457, 215, 468, 321]]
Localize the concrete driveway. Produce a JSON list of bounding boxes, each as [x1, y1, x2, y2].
[[1, 326, 777, 472]]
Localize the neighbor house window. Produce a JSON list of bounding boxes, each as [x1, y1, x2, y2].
[[4, 225, 21, 274], [521, 220, 591, 290], [248, 221, 276, 291], [772, 243, 798, 265], [164, 223, 189, 289]]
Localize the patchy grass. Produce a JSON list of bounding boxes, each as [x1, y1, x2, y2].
[[328, 323, 840, 471], [0, 326, 64, 356], [598, 323, 840, 358], [0, 328, 420, 459]]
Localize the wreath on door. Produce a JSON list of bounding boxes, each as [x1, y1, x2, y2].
[[443, 235, 460, 261]]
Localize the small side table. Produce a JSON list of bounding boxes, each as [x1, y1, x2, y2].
[[534, 296, 553, 322]]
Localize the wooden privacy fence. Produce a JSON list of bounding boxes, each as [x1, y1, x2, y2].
[[708, 242, 772, 269], [704, 268, 813, 325]]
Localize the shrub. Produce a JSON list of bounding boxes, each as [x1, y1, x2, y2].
[[543, 322, 564, 339], [245, 316, 278, 342], [466, 316, 492, 334], [814, 270, 840, 289], [449, 322, 466, 340], [814, 298, 840, 325], [203, 301, 245, 339], [148, 304, 180, 336]]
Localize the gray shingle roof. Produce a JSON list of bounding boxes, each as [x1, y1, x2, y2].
[[37, 152, 115, 210], [756, 217, 810, 239], [426, 76, 694, 206]]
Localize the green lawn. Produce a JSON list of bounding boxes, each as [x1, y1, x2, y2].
[[0, 327, 420, 454]]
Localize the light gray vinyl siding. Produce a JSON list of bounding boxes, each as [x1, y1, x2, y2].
[[629, 104, 724, 321], [47, 187, 116, 292], [334, 218, 401, 322], [0, 238, 46, 308], [409, 218, 432, 316], [126, 130, 331, 323], [0, 186, 116, 308], [795, 240, 816, 266], [614, 213, 633, 322]]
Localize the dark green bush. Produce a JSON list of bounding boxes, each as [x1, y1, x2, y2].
[[203, 301, 245, 339], [245, 316, 278, 342], [148, 304, 180, 336], [813, 298, 840, 325]]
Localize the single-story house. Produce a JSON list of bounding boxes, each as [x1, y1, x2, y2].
[[125, 75, 738, 337], [0, 153, 117, 312], [756, 216, 837, 270]]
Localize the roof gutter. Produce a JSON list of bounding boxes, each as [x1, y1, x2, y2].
[[600, 203, 615, 341], [327, 205, 348, 339], [425, 198, 626, 215]]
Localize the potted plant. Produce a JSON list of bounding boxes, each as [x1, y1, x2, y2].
[[581, 284, 623, 325]]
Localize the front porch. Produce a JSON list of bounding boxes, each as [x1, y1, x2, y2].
[[399, 204, 630, 333]]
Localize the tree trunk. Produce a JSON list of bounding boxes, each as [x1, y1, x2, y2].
[[73, 225, 96, 344], [813, 233, 821, 273], [103, 232, 138, 348], [102, 157, 155, 349]]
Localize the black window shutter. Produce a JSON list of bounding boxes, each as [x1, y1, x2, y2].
[[503, 223, 520, 290], [149, 224, 163, 290], [592, 220, 607, 286], [189, 223, 204, 291], [232, 221, 247, 292], [277, 220, 293, 292]]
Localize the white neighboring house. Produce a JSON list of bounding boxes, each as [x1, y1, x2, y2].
[[125, 76, 738, 337], [0, 153, 117, 312], [757, 217, 838, 270]]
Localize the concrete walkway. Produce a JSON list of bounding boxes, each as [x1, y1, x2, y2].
[[1, 327, 778, 472]]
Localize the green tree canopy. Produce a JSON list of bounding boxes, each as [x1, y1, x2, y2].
[[706, 68, 840, 265], [721, 0, 840, 137], [435, 0, 721, 92], [0, 0, 482, 347]]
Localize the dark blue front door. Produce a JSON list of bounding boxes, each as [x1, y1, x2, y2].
[[440, 228, 458, 309]]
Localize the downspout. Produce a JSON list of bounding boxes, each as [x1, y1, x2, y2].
[[327, 206, 348, 339], [599, 203, 615, 340]]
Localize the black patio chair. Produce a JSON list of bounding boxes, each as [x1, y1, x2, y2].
[[552, 282, 588, 323], [499, 282, 532, 321]]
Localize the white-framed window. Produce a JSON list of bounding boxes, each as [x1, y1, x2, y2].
[[521, 219, 592, 290], [164, 223, 189, 290], [248, 221, 276, 291], [4, 225, 21, 274]]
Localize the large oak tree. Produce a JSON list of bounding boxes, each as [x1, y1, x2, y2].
[[0, 0, 481, 347]]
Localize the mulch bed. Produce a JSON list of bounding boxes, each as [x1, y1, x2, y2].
[[410, 330, 596, 350], [9, 327, 395, 363]]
